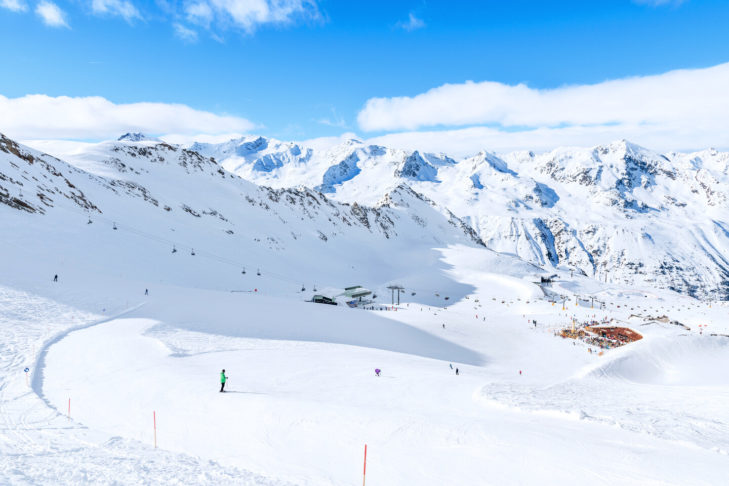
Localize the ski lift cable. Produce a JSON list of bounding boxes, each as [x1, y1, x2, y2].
[[54, 203, 309, 287]]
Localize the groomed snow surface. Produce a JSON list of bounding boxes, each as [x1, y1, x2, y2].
[[2, 220, 729, 485]]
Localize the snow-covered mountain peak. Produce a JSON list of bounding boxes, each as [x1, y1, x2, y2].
[[396, 150, 440, 182], [469, 151, 517, 176], [118, 132, 161, 143]]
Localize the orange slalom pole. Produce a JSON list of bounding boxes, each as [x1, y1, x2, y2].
[[363, 444, 367, 486]]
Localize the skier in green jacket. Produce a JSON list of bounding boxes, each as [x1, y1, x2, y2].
[[220, 369, 227, 392]]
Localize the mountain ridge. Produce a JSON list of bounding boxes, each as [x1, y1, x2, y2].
[[7, 132, 729, 300]]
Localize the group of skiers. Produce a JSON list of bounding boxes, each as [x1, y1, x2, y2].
[[51, 275, 483, 391], [51, 272, 492, 391]]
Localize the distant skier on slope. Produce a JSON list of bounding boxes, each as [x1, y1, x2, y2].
[[145, 288, 149, 296], [53, 274, 58, 282], [220, 369, 227, 392]]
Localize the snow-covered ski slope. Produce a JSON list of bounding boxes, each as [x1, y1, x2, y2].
[[2, 133, 729, 484]]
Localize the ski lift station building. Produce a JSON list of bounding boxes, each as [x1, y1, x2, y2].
[[342, 285, 372, 301]]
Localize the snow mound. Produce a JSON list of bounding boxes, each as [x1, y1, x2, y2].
[[587, 334, 729, 386]]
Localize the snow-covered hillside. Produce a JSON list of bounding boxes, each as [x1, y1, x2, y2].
[[3, 133, 494, 298], [3, 132, 729, 485], [184, 136, 729, 300]]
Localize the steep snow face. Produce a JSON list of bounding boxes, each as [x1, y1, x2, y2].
[[178, 136, 729, 300], [316, 150, 361, 193], [0, 134, 100, 215], [396, 151, 451, 182]]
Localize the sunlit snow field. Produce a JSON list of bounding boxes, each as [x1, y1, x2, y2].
[[3, 222, 729, 484]]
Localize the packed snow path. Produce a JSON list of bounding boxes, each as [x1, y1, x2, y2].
[[0, 285, 293, 485]]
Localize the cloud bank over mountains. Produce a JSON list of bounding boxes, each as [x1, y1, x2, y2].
[[2, 61, 728, 155], [356, 62, 729, 154], [0, 94, 256, 140]]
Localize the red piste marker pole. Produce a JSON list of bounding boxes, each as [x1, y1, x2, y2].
[[153, 411, 157, 449], [362, 444, 367, 486]]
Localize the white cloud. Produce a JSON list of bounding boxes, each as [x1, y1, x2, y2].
[[35, 1, 69, 27], [174, 23, 198, 42], [356, 62, 729, 152], [186, 1, 213, 26], [0, 0, 26, 12], [359, 63, 729, 132], [396, 12, 424, 32], [0, 94, 257, 140], [190, 0, 320, 34], [91, 0, 141, 22]]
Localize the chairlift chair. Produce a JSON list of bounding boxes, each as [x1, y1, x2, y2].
[[191, 249, 196, 256], [172, 245, 177, 253], [242, 267, 246, 274], [113, 222, 117, 230], [257, 269, 261, 276]]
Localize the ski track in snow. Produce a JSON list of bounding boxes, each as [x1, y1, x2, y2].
[[0, 285, 292, 485]]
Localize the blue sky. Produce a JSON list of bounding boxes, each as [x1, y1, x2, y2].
[[1, 0, 728, 152]]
